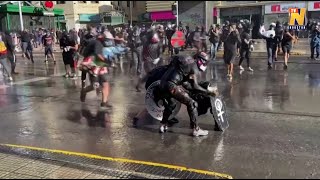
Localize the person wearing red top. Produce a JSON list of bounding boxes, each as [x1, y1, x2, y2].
[[42, 30, 56, 63]]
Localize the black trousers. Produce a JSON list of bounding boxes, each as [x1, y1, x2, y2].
[[239, 48, 251, 67], [159, 81, 198, 129], [7, 53, 16, 73], [130, 46, 143, 74]]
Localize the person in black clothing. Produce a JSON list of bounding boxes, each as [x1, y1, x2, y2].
[[128, 25, 143, 75], [80, 33, 112, 108], [165, 24, 175, 56], [4, 31, 18, 74], [239, 23, 254, 72], [156, 52, 215, 136], [200, 26, 208, 53], [219, 21, 230, 51], [20, 29, 34, 63], [275, 21, 284, 61], [157, 25, 166, 54], [79, 27, 96, 88], [223, 23, 241, 79], [185, 26, 193, 49], [209, 24, 220, 61], [281, 28, 295, 69], [60, 31, 78, 78], [193, 26, 202, 53]]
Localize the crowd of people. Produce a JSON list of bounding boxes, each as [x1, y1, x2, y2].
[[0, 19, 318, 136]]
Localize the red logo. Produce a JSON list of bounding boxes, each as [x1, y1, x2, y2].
[[314, 2, 320, 9], [43, 1, 54, 11], [271, 5, 281, 12]]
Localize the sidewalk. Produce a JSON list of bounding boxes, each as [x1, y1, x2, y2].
[[0, 144, 230, 179]]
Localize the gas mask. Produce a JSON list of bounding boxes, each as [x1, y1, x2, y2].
[[196, 58, 208, 72], [151, 32, 160, 43], [195, 52, 209, 72]]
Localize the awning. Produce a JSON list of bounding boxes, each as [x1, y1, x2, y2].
[[150, 11, 176, 21], [79, 14, 101, 22], [101, 15, 125, 26]]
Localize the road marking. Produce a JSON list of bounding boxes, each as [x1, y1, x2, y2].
[[12, 77, 50, 85], [0, 143, 233, 179]]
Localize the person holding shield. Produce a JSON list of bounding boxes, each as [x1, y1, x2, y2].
[[157, 52, 216, 136]]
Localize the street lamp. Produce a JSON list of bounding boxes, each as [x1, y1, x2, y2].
[[172, 2, 178, 26], [130, 1, 132, 27], [18, 1, 24, 31]]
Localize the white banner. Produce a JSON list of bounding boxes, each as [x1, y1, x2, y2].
[[308, 1, 320, 11], [265, 2, 306, 14]]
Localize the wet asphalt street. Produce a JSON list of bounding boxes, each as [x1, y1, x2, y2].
[[1, 52, 320, 178]]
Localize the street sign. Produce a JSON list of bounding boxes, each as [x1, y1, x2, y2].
[[43, 11, 54, 16], [170, 30, 185, 48]]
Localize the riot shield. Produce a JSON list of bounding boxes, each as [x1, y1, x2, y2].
[[210, 96, 229, 131], [145, 80, 181, 121]]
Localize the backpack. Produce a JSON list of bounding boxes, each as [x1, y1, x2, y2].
[[0, 36, 7, 55]]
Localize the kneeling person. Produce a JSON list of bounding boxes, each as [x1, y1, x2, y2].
[[158, 52, 215, 136]]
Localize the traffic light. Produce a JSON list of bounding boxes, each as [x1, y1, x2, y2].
[[42, 1, 54, 11], [172, 4, 177, 15]]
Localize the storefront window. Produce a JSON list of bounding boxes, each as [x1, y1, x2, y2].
[[264, 14, 288, 26]]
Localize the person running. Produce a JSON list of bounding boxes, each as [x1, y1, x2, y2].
[[274, 21, 284, 61], [20, 29, 34, 63], [0, 32, 13, 81], [79, 26, 97, 88], [239, 25, 254, 72], [281, 28, 295, 69], [42, 30, 56, 64], [80, 32, 112, 108], [4, 31, 18, 74]]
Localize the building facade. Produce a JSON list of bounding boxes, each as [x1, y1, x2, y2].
[[111, 1, 146, 24], [0, 1, 64, 32], [54, 1, 113, 31], [146, 1, 175, 23], [214, 1, 318, 38]]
